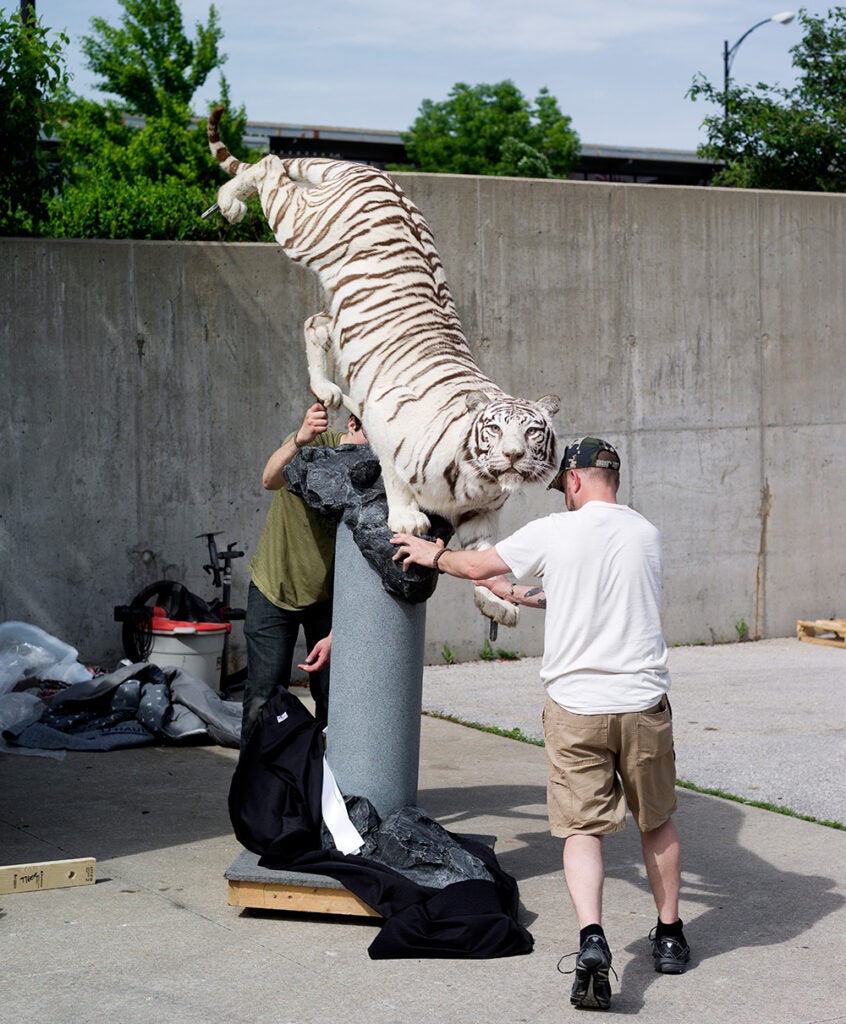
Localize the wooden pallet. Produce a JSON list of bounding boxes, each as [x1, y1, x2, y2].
[[797, 618, 846, 649], [227, 877, 381, 917], [225, 851, 380, 918]]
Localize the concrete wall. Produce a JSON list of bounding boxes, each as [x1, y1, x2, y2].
[[2, 174, 844, 670]]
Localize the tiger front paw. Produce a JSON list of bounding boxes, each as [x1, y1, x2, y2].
[[387, 506, 431, 536], [474, 586, 519, 628], [216, 183, 248, 224]]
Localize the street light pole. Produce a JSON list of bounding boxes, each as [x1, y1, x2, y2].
[[723, 12, 795, 125]]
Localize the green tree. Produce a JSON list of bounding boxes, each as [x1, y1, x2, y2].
[[690, 7, 846, 191], [0, 7, 69, 234], [47, 0, 267, 240], [81, 0, 223, 117], [401, 80, 580, 179]]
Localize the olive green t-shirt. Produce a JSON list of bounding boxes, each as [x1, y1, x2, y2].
[[249, 430, 343, 611]]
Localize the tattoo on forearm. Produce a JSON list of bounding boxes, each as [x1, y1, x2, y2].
[[524, 586, 546, 608]]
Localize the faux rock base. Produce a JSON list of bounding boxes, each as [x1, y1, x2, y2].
[[284, 444, 453, 603]]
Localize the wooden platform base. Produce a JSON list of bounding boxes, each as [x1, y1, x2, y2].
[[226, 831, 497, 918], [797, 618, 846, 649], [225, 851, 380, 917]]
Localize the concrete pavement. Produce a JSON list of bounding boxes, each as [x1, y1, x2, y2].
[[1, 637, 844, 1024], [422, 636, 846, 825]]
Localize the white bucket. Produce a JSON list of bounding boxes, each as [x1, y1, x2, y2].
[[147, 626, 228, 690]]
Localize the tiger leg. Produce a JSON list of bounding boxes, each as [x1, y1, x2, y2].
[[473, 583, 519, 628], [215, 159, 269, 224], [304, 312, 344, 409], [454, 514, 519, 628], [382, 462, 431, 535]]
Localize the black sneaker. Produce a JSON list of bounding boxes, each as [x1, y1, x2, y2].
[[567, 934, 613, 1009], [649, 926, 691, 974]]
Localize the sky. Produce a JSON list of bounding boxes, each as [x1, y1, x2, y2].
[[36, 0, 809, 152]]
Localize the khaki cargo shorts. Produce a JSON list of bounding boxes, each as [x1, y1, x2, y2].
[[542, 696, 677, 837]]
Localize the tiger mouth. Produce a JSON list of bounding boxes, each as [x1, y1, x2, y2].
[[495, 463, 550, 483], [495, 458, 543, 474], [495, 465, 530, 482]]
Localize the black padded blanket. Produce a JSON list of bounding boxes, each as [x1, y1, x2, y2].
[[229, 687, 534, 960]]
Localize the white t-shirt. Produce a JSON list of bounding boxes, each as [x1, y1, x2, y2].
[[496, 501, 670, 714]]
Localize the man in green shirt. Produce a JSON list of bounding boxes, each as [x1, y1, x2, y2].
[[242, 402, 367, 745]]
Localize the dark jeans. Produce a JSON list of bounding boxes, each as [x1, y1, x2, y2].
[[241, 582, 332, 747]]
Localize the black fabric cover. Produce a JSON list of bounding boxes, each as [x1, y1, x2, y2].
[[282, 838, 533, 960], [229, 687, 534, 960], [229, 684, 326, 862]]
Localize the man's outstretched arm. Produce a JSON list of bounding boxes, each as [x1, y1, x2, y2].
[[390, 533, 511, 580]]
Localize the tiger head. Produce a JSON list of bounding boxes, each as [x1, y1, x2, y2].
[[467, 392, 560, 491]]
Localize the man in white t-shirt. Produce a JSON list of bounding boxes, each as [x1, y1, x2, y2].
[[391, 437, 689, 1010]]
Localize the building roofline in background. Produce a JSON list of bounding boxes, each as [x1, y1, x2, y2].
[[128, 114, 720, 186], [244, 121, 719, 185]]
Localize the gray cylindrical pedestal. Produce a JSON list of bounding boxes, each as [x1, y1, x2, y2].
[[326, 523, 426, 817]]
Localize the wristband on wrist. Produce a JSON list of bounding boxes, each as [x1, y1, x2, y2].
[[293, 434, 307, 449], [432, 547, 447, 573]]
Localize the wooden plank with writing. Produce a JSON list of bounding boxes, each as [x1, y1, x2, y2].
[[0, 857, 96, 895]]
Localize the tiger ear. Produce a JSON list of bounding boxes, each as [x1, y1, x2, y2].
[[536, 394, 561, 417], [465, 391, 489, 412]]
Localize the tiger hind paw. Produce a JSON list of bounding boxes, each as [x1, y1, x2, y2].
[[309, 378, 344, 409], [474, 587, 519, 628]]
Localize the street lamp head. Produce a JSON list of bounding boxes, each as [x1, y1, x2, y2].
[[725, 11, 797, 77], [723, 11, 797, 124]]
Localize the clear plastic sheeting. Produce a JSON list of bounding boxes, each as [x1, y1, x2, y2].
[[0, 690, 66, 759], [0, 621, 91, 757], [0, 621, 92, 696]]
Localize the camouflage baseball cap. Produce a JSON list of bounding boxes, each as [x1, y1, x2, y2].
[[547, 436, 621, 492]]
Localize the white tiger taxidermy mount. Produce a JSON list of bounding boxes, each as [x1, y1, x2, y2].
[[207, 107, 560, 627]]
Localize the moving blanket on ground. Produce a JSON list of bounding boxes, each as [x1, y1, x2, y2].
[[4, 663, 242, 750], [230, 687, 535, 960]]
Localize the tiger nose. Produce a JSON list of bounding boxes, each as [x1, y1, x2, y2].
[[503, 443, 525, 463]]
